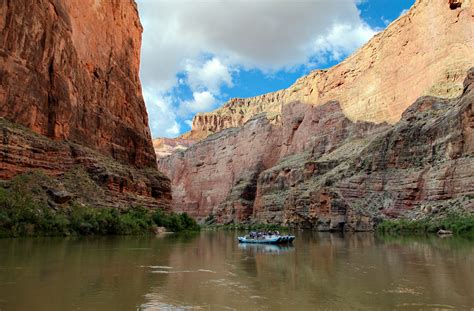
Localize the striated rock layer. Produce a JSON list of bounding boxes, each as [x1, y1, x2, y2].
[[0, 0, 155, 167], [159, 69, 474, 229], [157, 0, 474, 229], [183, 0, 474, 141], [0, 1, 171, 209], [0, 118, 171, 210], [254, 71, 474, 230]]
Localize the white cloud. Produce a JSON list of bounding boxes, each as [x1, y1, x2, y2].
[[381, 16, 391, 26], [143, 90, 181, 137], [178, 91, 218, 117], [136, 0, 378, 138], [185, 58, 234, 94], [312, 23, 377, 63], [400, 9, 409, 17], [137, 0, 375, 89], [184, 120, 193, 128]]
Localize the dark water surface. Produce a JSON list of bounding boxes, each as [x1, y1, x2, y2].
[[0, 231, 473, 310]]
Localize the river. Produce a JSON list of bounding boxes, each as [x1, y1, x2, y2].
[[0, 231, 473, 310]]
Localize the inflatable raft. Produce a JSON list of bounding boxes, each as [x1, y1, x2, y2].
[[238, 235, 295, 244]]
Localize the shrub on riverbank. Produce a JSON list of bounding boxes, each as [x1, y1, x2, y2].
[[0, 186, 199, 238], [376, 214, 474, 238]]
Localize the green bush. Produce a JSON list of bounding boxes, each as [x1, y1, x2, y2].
[[0, 186, 200, 238], [377, 214, 474, 238], [152, 210, 200, 232]]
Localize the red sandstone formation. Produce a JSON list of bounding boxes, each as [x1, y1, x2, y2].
[[1, 0, 155, 167], [0, 0, 171, 209], [0, 118, 171, 210], [157, 0, 474, 229]]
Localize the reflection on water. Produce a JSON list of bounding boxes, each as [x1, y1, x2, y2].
[[0, 231, 473, 310], [238, 243, 295, 254]]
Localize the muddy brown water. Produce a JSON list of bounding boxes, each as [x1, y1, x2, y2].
[[0, 231, 473, 310]]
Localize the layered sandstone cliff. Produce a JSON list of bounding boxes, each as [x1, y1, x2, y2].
[[0, 118, 171, 210], [183, 0, 474, 141], [157, 0, 474, 228], [159, 69, 474, 229], [1, 0, 171, 209], [1, 0, 155, 167]]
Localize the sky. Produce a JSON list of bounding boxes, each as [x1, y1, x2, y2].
[[136, 0, 416, 138]]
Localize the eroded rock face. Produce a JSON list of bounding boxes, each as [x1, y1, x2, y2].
[[0, 0, 156, 167], [182, 0, 474, 140], [159, 70, 474, 229], [0, 0, 171, 209], [255, 79, 474, 230], [0, 118, 171, 210], [449, 0, 463, 9], [158, 115, 282, 220], [156, 0, 474, 229]]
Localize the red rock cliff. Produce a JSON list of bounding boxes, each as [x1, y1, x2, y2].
[[1, 0, 171, 210], [0, 0, 155, 167], [157, 0, 474, 228]]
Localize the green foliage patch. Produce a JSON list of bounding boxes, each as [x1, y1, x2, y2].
[[0, 179, 199, 238], [376, 214, 474, 238]]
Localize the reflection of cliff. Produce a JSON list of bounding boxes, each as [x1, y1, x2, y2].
[[140, 232, 474, 310], [1, 234, 471, 310], [248, 233, 474, 309], [157, 0, 474, 228], [0, 237, 175, 310]]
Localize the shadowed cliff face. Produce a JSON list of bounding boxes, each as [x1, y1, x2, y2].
[[0, 1, 171, 209], [158, 69, 474, 229], [179, 0, 474, 141], [158, 98, 388, 223], [0, 0, 156, 168], [255, 73, 474, 230]]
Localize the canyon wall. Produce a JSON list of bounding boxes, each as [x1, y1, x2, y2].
[[157, 0, 474, 228], [0, 0, 155, 167], [253, 73, 474, 230], [0, 0, 171, 209]]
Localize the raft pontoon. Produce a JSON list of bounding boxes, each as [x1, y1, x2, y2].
[[238, 235, 295, 244]]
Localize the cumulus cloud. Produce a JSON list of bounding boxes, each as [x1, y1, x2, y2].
[[178, 91, 218, 117], [184, 120, 194, 128], [138, 0, 371, 88], [143, 90, 181, 137], [185, 58, 234, 94], [312, 23, 377, 63], [136, 0, 378, 137]]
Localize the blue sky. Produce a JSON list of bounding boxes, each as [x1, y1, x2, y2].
[[137, 0, 415, 138]]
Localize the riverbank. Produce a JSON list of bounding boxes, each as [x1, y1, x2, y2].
[[376, 214, 474, 238], [0, 173, 199, 238]]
